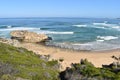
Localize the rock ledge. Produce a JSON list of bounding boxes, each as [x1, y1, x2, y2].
[[10, 30, 49, 43]]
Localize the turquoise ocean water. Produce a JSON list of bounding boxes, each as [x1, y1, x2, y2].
[[0, 18, 120, 51]]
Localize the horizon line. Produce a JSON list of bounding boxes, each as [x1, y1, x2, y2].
[[0, 17, 118, 19]]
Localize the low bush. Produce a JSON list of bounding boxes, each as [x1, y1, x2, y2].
[[0, 43, 59, 80]]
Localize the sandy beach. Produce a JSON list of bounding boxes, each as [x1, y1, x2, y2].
[[19, 42, 120, 70]]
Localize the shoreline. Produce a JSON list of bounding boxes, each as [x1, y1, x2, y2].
[[1, 36, 120, 71], [46, 43, 120, 53], [44, 42, 120, 53], [45, 41, 120, 52], [19, 42, 120, 71]]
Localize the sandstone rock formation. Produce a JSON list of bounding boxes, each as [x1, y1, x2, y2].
[[0, 38, 20, 47], [10, 30, 49, 43]]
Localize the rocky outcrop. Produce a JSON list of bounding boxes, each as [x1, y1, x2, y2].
[[0, 38, 20, 47], [10, 30, 49, 43]]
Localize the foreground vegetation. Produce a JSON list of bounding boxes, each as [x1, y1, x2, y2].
[[0, 42, 59, 80], [60, 59, 120, 80], [0, 42, 120, 80]]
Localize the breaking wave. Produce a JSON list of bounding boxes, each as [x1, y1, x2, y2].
[[37, 31, 74, 34], [97, 36, 118, 41], [93, 26, 106, 29], [0, 27, 40, 31], [0, 26, 74, 35], [72, 24, 87, 27], [93, 23, 112, 26], [0, 25, 13, 29], [46, 41, 120, 51], [111, 26, 120, 29], [93, 23, 120, 30]]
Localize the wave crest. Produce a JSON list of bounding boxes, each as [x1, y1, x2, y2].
[[0, 27, 40, 31], [72, 24, 87, 27], [97, 36, 118, 41], [37, 31, 74, 34], [0, 25, 13, 29], [93, 23, 112, 26]]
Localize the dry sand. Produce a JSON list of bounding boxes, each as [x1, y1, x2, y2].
[[20, 43, 120, 70]]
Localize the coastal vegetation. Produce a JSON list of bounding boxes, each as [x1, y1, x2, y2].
[[60, 59, 120, 80], [0, 42, 59, 80], [0, 41, 120, 80]]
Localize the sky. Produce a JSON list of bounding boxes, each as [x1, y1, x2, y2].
[[0, 0, 120, 18]]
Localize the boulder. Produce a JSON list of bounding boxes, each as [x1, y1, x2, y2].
[[10, 30, 49, 43]]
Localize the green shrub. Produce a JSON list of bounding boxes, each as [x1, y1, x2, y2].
[[60, 59, 120, 80], [1, 74, 15, 80], [0, 43, 59, 80]]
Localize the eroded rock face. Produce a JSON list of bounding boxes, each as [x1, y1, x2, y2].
[[0, 38, 20, 47], [10, 30, 49, 43]]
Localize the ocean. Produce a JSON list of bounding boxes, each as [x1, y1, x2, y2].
[[0, 17, 120, 51]]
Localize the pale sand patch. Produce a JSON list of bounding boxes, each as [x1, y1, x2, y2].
[[20, 42, 120, 70]]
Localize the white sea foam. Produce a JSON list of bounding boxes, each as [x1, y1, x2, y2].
[[96, 26, 120, 30], [72, 43, 92, 46], [111, 26, 120, 29], [0, 27, 40, 31], [0, 26, 74, 34], [7, 25, 12, 28], [93, 23, 112, 27], [0, 25, 12, 28], [72, 24, 87, 27], [37, 31, 74, 34], [96, 40, 105, 42], [46, 40, 120, 51], [94, 26, 106, 29], [93, 22, 120, 30], [97, 36, 118, 41]]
